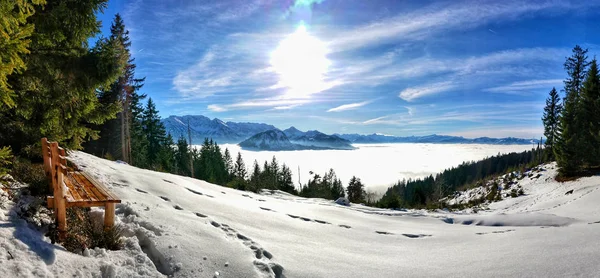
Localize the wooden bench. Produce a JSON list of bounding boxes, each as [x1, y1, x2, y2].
[[41, 138, 121, 240]]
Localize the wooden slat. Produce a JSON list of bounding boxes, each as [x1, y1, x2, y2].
[[71, 173, 100, 201], [63, 177, 84, 202], [68, 173, 94, 201], [66, 174, 89, 201], [81, 171, 120, 201]]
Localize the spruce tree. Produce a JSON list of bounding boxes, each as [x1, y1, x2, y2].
[[175, 136, 191, 176], [223, 148, 233, 178], [0, 0, 126, 152], [0, 0, 45, 108], [580, 59, 600, 166], [142, 98, 167, 168], [279, 164, 295, 194], [542, 87, 561, 160], [347, 176, 366, 203], [234, 152, 247, 180], [555, 45, 588, 176]]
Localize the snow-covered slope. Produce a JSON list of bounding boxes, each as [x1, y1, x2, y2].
[[2, 155, 600, 277]]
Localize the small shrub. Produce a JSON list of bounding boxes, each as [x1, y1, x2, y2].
[[510, 189, 518, 198], [10, 158, 49, 196], [518, 189, 524, 196], [63, 208, 123, 253]]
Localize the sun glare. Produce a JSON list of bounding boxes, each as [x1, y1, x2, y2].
[[270, 24, 331, 98]]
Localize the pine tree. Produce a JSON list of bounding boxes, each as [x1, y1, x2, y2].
[[0, 0, 45, 108], [542, 87, 561, 160], [347, 176, 366, 203], [223, 148, 233, 178], [580, 59, 600, 166], [250, 160, 261, 192], [175, 136, 191, 176], [88, 14, 145, 162], [142, 98, 167, 168], [278, 164, 296, 194], [0, 0, 126, 152], [555, 45, 589, 176], [234, 152, 247, 180]]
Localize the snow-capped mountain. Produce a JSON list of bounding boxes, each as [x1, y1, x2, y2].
[[283, 127, 355, 150], [162, 115, 277, 143], [335, 133, 540, 145]]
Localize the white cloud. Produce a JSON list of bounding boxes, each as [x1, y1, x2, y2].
[[327, 100, 372, 112], [363, 116, 389, 125], [326, 1, 587, 52], [399, 81, 456, 102], [207, 104, 227, 112], [485, 79, 564, 94]]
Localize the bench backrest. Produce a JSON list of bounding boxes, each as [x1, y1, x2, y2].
[[41, 138, 67, 197]]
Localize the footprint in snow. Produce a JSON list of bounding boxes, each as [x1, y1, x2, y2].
[[136, 188, 148, 194], [376, 231, 393, 235], [195, 212, 207, 218], [314, 220, 330, 225], [259, 207, 273, 212], [402, 233, 432, 238], [159, 196, 170, 202], [338, 224, 351, 229], [588, 221, 600, 225], [186, 188, 203, 195], [163, 179, 174, 184], [173, 205, 184, 210], [287, 214, 299, 219]]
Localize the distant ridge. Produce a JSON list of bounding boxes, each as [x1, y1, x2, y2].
[[162, 115, 541, 146]]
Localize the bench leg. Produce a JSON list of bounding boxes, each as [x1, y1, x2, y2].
[[56, 198, 67, 241], [104, 203, 115, 229]]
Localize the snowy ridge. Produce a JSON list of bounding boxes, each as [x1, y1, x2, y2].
[[2, 156, 600, 277]]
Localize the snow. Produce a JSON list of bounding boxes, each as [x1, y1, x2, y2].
[[2, 154, 600, 277]]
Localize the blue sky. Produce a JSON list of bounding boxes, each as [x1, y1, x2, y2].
[[95, 0, 600, 138]]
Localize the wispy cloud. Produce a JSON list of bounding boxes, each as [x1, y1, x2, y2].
[[326, 0, 591, 52], [363, 116, 390, 125], [327, 100, 373, 112], [208, 98, 312, 112], [485, 79, 564, 94], [399, 81, 456, 102]]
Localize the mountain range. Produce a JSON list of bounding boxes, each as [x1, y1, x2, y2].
[[162, 115, 541, 151]]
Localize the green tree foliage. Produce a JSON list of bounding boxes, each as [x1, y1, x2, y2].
[[300, 169, 345, 200], [0, 0, 126, 153], [194, 138, 228, 184], [554, 46, 589, 176], [542, 87, 561, 160], [0, 0, 45, 108], [580, 59, 600, 166], [175, 136, 191, 176], [346, 176, 366, 203], [279, 164, 296, 194], [85, 14, 145, 163], [223, 148, 233, 178], [233, 152, 247, 180], [0, 146, 13, 176]]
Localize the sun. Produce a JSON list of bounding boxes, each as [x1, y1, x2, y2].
[[270, 24, 331, 98]]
